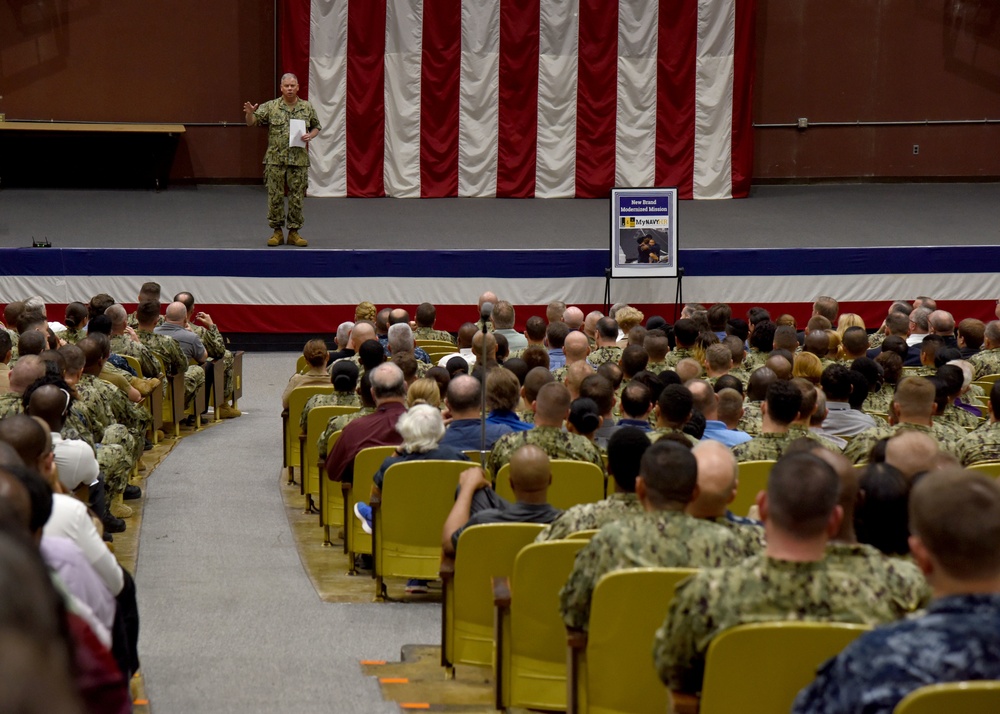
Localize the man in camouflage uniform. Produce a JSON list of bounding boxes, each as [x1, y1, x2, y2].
[[536, 427, 649, 542], [844, 377, 959, 464], [655, 451, 899, 694], [318, 401, 374, 460], [106, 304, 159, 378], [955, 382, 1000, 465], [174, 291, 240, 418], [732, 380, 805, 462], [551, 331, 590, 383], [685, 441, 765, 558], [736, 366, 776, 436], [135, 300, 205, 406], [560, 440, 743, 631], [244, 73, 321, 247], [806, 443, 931, 616], [587, 317, 623, 368], [649, 384, 699, 446], [793, 469, 1000, 714], [662, 318, 698, 370], [968, 319, 1000, 380], [487, 382, 603, 477], [61, 344, 136, 517], [412, 302, 455, 345], [0, 356, 46, 419]]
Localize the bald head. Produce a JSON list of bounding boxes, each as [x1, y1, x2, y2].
[[26, 385, 70, 433], [445, 374, 481, 416], [565, 360, 595, 399], [688, 379, 717, 420], [534, 382, 571, 425], [885, 431, 940, 479], [478, 292, 498, 310], [563, 306, 584, 330], [508, 444, 551, 496], [687, 441, 738, 518], [563, 331, 590, 362], [765, 355, 793, 381], [675, 358, 702, 383], [0, 415, 49, 472], [164, 302, 188, 324], [350, 322, 376, 350], [8, 356, 45, 395]]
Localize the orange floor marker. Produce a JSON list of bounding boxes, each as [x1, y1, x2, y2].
[[360, 659, 386, 665], [379, 677, 409, 684], [133, 700, 149, 706], [400, 704, 430, 710]]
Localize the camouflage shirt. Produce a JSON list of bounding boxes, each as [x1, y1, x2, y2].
[[788, 424, 843, 452], [253, 97, 321, 167], [731, 431, 801, 463], [550, 366, 569, 383], [737, 401, 763, 436], [412, 327, 454, 344], [191, 323, 226, 360], [648, 426, 699, 447], [0, 392, 23, 419], [646, 360, 669, 375], [74, 374, 121, 441], [825, 542, 931, 617], [534, 492, 642, 542], [954, 420, 1000, 466], [486, 425, 604, 476], [968, 347, 1000, 380], [300, 391, 362, 432], [663, 348, 696, 370], [317, 407, 375, 460], [654, 554, 899, 693], [560, 510, 742, 631], [935, 403, 982, 430], [742, 349, 768, 372], [110, 334, 159, 378], [708, 516, 764, 559], [588, 346, 622, 368], [55, 327, 87, 345], [843, 422, 958, 464], [862, 387, 894, 416], [792, 594, 1000, 714], [137, 329, 188, 376]]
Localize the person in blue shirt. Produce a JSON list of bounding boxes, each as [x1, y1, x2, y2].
[[440, 375, 512, 451]]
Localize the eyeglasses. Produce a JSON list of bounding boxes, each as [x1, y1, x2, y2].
[[59, 388, 72, 415]]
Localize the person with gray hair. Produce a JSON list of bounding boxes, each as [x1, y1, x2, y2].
[[388, 323, 432, 376], [243, 72, 321, 247], [105, 303, 159, 378], [327, 321, 356, 362], [324, 362, 409, 484]]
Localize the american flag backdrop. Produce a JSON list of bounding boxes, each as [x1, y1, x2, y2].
[[279, 0, 756, 200]]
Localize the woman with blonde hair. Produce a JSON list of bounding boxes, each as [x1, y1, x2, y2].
[[836, 312, 865, 337], [825, 329, 843, 361], [793, 352, 823, 384], [406, 377, 442, 409]]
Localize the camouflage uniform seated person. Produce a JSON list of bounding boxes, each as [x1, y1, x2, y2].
[[54, 302, 89, 345], [0, 357, 47, 419], [655, 451, 900, 695], [78, 337, 148, 463], [300, 360, 362, 432], [317, 371, 376, 461], [174, 291, 240, 417], [105, 304, 159, 378], [536, 427, 649, 542], [126, 282, 166, 330], [793, 469, 1000, 714], [514, 366, 554, 426], [411, 302, 455, 345], [560, 440, 745, 632], [134, 300, 205, 405], [505, 315, 546, 361], [686, 441, 765, 558], [736, 366, 776, 436], [967, 319, 1000, 379], [587, 316, 623, 368], [732, 380, 808, 463], [843, 377, 959, 465], [486, 381, 603, 477], [648, 383, 699, 447], [954, 381, 1000, 465], [330, 323, 381, 375], [742, 318, 776, 372]]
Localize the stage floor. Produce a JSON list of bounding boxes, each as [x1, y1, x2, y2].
[[1, 182, 998, 251]]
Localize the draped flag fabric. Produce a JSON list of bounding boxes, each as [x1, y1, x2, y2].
[[280, 0, 756, 200]]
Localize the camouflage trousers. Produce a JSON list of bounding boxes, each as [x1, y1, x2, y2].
[[97, 425, 137, 495], [184, 365, 206, 405], [264, 163, 308, 230], [222, 349, 234, 401]]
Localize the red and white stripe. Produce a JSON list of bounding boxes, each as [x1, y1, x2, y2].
[[285, 0, 756, 200]]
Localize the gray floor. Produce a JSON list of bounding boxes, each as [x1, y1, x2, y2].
[[136, 352, 438, 714], [1, 182, 998, 250]]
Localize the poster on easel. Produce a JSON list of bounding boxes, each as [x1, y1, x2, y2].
[[610, 188, 678, 278]]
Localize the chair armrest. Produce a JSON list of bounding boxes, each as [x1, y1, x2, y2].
[[566, 627, 588, 714], [671, 691, 699, 714], [281, 408, 289, 418], [439, 556, 455, 583], [492, 576, 511, 609], [370, 493, 382, 512]]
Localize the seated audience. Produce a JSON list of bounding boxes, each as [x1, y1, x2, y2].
[[282, 339, 330, 409]]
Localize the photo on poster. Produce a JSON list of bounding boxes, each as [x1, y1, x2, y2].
[[609, 188, 679, 278]]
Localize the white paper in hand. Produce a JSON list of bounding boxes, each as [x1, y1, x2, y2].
[[289, 119, 307, 148]]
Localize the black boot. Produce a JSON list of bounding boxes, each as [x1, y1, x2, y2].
[[91, 476, 126, 534]]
